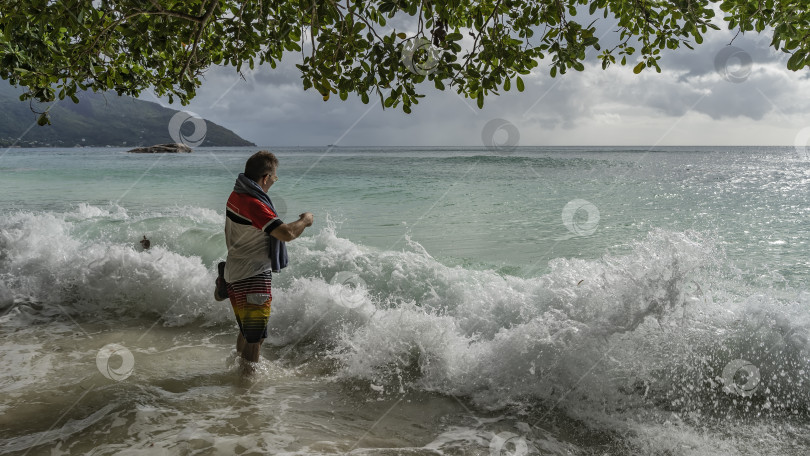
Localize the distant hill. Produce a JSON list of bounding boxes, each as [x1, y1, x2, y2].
[[0, 83, 255, 147]]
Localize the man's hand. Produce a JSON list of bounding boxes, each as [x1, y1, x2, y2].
[[299, 212, 314, 227], [270, 212, 314, 241]]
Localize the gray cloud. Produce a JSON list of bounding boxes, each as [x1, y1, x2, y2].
[[150, 16, 810, 147]]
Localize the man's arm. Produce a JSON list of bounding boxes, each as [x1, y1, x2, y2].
[[268, 212, 314, 242]]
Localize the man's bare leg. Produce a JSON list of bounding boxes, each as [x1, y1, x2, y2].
[[237, 332, 246, 353], [241, 338, 264, 362], [237, 336, 265, 375]]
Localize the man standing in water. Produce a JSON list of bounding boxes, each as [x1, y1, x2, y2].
[[215, 151, 314, 371]]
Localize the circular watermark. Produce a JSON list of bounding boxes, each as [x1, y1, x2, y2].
[[714, 46, 752, 83], [481, 118, 520, 155], [400, 37, 441, 76], [561, 199, 600, 236], [96, 343, 135, 381], [793, 127, 810, 159], [329, 271, 368, 309], [168, 111, 207, 148], [489, 432, 529, 456], [721, 359, 761, 397]]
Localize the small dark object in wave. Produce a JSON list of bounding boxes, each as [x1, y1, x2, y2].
[[140, 235, 151, 250], [577, 279, 585, 286]]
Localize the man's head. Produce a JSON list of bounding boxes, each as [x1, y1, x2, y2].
[[244, 151, 279, 192]]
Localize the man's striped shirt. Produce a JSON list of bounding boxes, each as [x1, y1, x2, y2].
[[224, 191, 283, 283]]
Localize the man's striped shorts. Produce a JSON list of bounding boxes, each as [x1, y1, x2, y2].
[[226, 270, 272, 343]]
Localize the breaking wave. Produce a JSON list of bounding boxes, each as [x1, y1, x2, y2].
[[1, 204, 808, 419]]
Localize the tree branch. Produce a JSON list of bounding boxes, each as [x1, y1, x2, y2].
[[147, 0, 207, 23], [451, 0, 503, 85], [181, 0, 220, 79]]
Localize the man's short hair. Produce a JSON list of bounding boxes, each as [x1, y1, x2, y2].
[[244, 151, 279, 182]]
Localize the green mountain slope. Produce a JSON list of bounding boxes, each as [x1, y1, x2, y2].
[[0, 83, 255, 147]]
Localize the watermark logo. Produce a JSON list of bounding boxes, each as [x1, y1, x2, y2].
[[793, 127, 810, 159], [96, 343, 135, 381], [489, 432, 529, 456], [562, 199, 600, 236], [721, 359, 760, 397], [168, 111, 207, 148], [714, 46, 752, 83], [400, 37, 441, 76], [329, 271, 368, 309], [481, 118, 520, 156]]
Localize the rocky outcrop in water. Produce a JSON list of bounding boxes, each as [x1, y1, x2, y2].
[[127, 143, 192, 153]]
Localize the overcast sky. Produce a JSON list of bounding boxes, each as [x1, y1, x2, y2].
[[141, 12, 810, 147]]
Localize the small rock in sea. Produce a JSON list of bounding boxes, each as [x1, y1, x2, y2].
[[127, 143, 192, 153], [140, 235, 151, 250]]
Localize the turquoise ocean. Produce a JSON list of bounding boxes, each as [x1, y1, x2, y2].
[[0, 146, 808, 455]]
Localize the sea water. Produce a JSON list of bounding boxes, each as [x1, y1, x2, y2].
[[0, 146, 808, 455]]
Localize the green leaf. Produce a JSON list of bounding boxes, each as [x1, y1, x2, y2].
[[787, 52, 805, 71], [2, 0, 801, 122]]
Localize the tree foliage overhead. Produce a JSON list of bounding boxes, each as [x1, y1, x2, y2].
[[1, 0, 807, 119]]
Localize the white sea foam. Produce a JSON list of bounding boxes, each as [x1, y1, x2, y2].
[[277, 223, 810, 414], [1, 205, 808, 418], [0, 206, 224, 327], [0, 281, 12, 308]]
